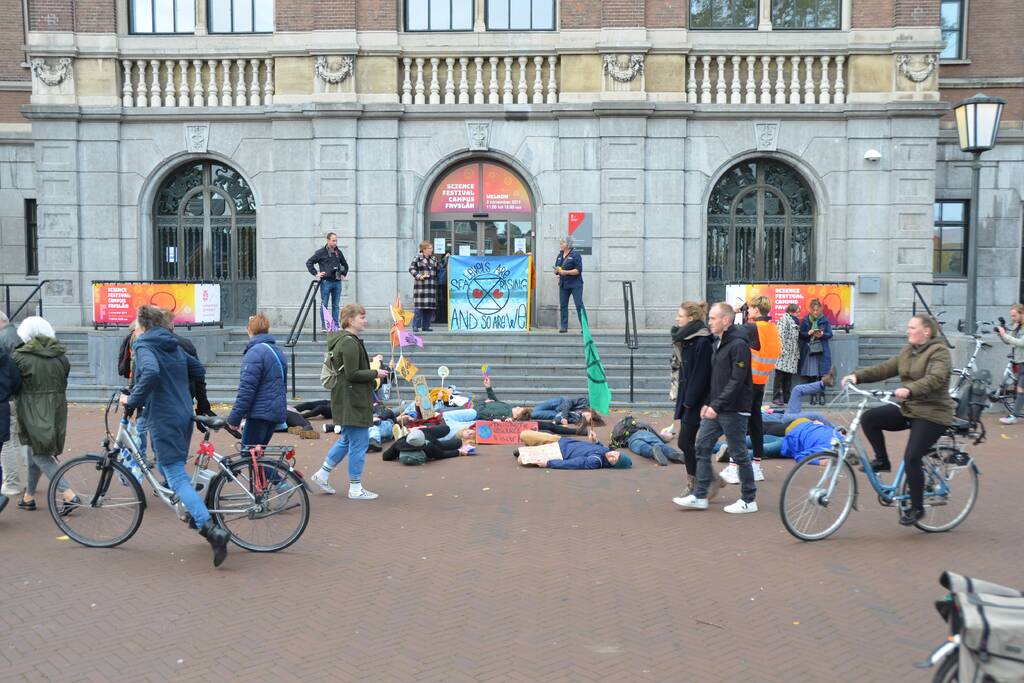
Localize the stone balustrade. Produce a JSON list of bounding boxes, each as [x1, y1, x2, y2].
[[120, 58, 274, 108], [400, 55, 558, 105], [685, 54, 847, 105]]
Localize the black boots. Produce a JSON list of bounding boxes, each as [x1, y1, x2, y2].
[[899, 506, 925, 526], [200, 520, 230, 567], [869, 458, 892, 473]]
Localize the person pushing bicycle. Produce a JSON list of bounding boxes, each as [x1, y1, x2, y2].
[[841, 314, 954, 527], [119, 305, 231, 567]]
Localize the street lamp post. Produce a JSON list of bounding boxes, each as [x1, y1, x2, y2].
[[952, 93, 1005, 334]]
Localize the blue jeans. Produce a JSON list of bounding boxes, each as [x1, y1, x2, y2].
[[369, 419, 394, 444], [628, 431, 682, 462], [158, 457, 210, 528], [694, 412, 755, 503], [325, 426, 370, 482], [559, 286, 584, 330], [717, 434, 785, 461], [531, 398, 561, 421], [320, 279, 342, 329], [136, 413, 149, 458], [413, 308, 435, 331], [788, 380, 824, 415], [242, 418, 277, 449]]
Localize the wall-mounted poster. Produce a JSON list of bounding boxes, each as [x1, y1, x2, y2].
[[724, 282, 856, 330], [429, 162, 533, 216], [92, 281, 221, 326]]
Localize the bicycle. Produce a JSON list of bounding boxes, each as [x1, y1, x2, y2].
[[779, 383, 980, 541], [47, 391, 310, 551]]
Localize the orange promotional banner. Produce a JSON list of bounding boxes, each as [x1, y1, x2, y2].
[[725, 282, 855, 329], [92, 282, 221, 326]]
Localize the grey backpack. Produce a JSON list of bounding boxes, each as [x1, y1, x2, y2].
[[320, 351, 343, 390]]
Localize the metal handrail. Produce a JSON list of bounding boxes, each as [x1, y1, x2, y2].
[[2, 280, 49, 321], [911, 281, 953, 349], [283, 279, 320, 399], [622, 281, 639, 403]]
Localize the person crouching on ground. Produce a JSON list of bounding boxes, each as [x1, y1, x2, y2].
[[673, 302, 757, 514], [121, 305, 229, 566], [517, 430, 632, 470], [311, 304, 390, 500]]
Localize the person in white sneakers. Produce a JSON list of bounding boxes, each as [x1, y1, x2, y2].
[[995, 304, 1024, 425], [311, 304, 390, 500], [673, 302, 757, 514]]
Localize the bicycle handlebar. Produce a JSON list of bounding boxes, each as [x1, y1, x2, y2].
[[841, 382, 898, 405]]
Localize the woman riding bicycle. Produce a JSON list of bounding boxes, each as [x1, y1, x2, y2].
[[842, 315, 954, 527], [994, 303, 1024, 425], [120, 305, 231, 566]]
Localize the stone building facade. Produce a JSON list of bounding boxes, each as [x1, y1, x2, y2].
[[0, 0, 1020, 330]]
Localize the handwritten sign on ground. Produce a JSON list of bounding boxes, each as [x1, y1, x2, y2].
[[474, 420, 540, 445], [448, 255, 531, 333]]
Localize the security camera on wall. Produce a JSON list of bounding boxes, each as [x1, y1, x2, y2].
[[864, 149, 882, 162]]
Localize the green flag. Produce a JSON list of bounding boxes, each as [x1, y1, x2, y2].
[[580, 309, 612, 414]]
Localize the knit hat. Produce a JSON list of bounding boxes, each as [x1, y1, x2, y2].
[[785, 417, 811, 435], [406, 429, 426, 448], [611, 453, 632, 469], [398, 450, 427, 466]]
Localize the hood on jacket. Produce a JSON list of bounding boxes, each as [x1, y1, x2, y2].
[[135, 326, 180, 354], [912, 336, 947, 354], [245, 332, 279, 353], [18, 335, 66, 358]]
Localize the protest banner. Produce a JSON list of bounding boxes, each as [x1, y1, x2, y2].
[[725, 282, 856, 330], [447, 255, 532, 333], [412, 375, 435, 418], [474, 420, 540, 445], [517, 442, 563, 466], [92, 281, 221, 326]]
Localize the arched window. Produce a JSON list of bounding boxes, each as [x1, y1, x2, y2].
[[153, 161, 257, 323], [706, 159, 815, 303]]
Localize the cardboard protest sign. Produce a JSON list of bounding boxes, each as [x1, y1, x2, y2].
[[517, 442, 563, 466], [474, 420, 540, 445], [412, 375, 435, 418]]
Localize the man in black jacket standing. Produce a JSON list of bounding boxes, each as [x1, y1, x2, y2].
[[305, 232, 349, 330], [673, 301, 758, 514]]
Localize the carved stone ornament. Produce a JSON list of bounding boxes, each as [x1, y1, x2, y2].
[[602, 54, 645, 83], [754, 121, 780, 152], [895, 54, 937, 83], [184, 123, 210, 153], [30, 57, 73, 87], [315, 56, 354, 84], [466, 121, 490, 151]]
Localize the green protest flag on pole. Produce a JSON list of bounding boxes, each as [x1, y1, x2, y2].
[[580, 308, 612, 414]]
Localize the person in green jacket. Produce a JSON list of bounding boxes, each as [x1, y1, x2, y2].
[[311, 303, 389, 500], [475, 374, 532, 421], [842, 314, 954, 527], [11, 317, 78, 513]]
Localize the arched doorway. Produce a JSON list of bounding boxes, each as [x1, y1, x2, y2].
[[706, 158, 815, 304], [153, 160, 257, 324], [425, 160, 535, 258]]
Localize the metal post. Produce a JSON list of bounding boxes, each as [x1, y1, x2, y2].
[[290, 345, 297, 400], [965, 152, 982, 335], [629, 354, 634, 404], [312, 292, 318, 343]]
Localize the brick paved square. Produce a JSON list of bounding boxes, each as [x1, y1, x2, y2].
[[1, 405, 1020, 682]]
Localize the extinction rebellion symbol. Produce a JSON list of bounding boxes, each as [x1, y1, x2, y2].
[[468, 272, 509, 315]]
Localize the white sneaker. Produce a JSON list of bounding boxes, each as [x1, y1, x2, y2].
[[999, 415, 1019, 425], [720, 462, 740, 484], [310, 471, 336, 495], [672, 494, 709, 510], [724, 499, 758, 514], [752, 461, 765, 482], [348, 488, 379, 500], [659, 425, 676, 440]]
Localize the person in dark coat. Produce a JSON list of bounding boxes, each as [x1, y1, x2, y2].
[[517, 433, 632, 470], [227, 313, 287, 448], [798, 299, 834, 406], [671, 301, 715, 496], [554, 237, 584, 333], [0, 311, 24, 505], [674, 302, 757, 514], [408, 241, 439, 332], [306, 231, 349, 330], [0, 347, 22, 513], [121, 304, 229, 567]]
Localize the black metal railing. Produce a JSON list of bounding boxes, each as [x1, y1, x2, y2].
[[283, 279, 321, 399], [622, 280, 639, 404], [911, 281, 953, 348], [2, 281, 49, 322]]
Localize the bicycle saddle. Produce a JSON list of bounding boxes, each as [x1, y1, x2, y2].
[[194, 415, 228, 430]]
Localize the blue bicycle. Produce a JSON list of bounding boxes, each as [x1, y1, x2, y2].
[[779, 384, 980, 541]]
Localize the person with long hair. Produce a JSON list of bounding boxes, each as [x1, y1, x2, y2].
[[995, 303, 1024, 424], [311, 304, 390, 499], [842, 314, 954, 526]]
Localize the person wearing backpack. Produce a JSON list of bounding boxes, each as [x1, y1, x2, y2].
[[311, 304, 389, 500], [610, 415, 684, 466], [227, 313, 288, 448]]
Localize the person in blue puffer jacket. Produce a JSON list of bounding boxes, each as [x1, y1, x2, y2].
[[781, 417, 842, 463], [227, 313, 288, 448]]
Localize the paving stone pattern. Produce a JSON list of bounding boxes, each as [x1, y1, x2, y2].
[[1, 406, 1022, 682]]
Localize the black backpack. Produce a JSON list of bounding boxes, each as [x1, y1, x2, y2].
[[610, 416, 650, 448]]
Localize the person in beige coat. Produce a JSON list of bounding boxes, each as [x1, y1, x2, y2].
[[842, 314, 954, 527]]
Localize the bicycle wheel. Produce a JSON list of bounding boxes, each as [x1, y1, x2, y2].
[[779, 452, 857, 541], [48, 455, 145, 548], [208, 457, 309, 552], [901, 453, 979, 533], [932, 651, 959, 683]]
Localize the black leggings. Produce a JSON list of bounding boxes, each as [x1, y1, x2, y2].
[[535, 420, 585, 436], [860, 404, 947, 510], [677, 420, 699, 477], [294, 400, 332, 420], [382, 425, 461, 462]]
